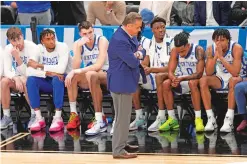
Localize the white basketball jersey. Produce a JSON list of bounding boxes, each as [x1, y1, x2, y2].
[[140, 36, 151, 51], [213, 41, 244, 77], [150, 36, 174, 68], [81, 35, 109, 71], [176, 44, 199, 76]]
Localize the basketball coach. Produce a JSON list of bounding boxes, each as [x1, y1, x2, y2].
[[107, 12, 146, 159]]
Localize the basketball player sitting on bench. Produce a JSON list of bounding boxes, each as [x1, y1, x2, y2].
[[161, 31, 205, 132], [200, 29, 244, 133], [65, 21, 109, 136]]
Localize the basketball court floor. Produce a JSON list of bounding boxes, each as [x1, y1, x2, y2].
[[1, 116, 247, 164]]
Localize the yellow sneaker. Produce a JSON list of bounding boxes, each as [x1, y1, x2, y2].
[[195, 117, 205, 132], [159, 117, 179, 131]]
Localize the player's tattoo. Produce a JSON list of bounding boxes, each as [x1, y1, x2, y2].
[[196, 46, 205, 61]]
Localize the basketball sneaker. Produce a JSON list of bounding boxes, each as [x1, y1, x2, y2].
[[49, 117, 64, 132], [28, 114, 36, 129], [0, 115, 13, 130], [195, 117, 205, 132], [85, 121, 107, 136], [220, 116, 234, 133], [66, 112, 80, 130], [30, 117, 46, 132], [129, 115, 147, 131], [87, 115, 107, 129], [237, 120, 247, 132], [205, 116, 217, 131], [148, 116, 166, 132], [159, 117, 179, 131]]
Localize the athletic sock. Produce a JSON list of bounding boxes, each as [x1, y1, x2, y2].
[[35, 110, 42, 119], [55, 110, 62, 118], [206, 109, 214, 119], [70, 102, 77, 114], [168, 110, 176, 120], [135, 109, 143, 119], [195, 110, 201, 118], [31, 108, 35, 115], [3, 109, 10, 117], [158, 109, 166, 120], [95, 112, 103, 122]]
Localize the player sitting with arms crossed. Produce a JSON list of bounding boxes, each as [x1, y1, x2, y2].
[[1, 27, 36, 130], [65, 21, 109, 136], [200, 28, 244, 132], [161, 31, 205, 132], [26, 29, 71, 132]]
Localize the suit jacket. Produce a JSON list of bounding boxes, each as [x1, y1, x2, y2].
[[107, 26, 146, 94], [194, 1, 231, 26]]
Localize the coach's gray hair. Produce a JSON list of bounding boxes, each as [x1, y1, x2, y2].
[[122, 12, 142, 26]]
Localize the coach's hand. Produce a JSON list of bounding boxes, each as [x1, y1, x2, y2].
[[28, 59, 39, 69], [65, 70, 75, 87], [13, 76, 24, 93]]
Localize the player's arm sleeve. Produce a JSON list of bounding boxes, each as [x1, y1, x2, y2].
[[43, 44, 69, 74], [3, 47, 16, 80]]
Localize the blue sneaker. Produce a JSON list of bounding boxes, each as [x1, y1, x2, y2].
[[0, 115, 13, 130]]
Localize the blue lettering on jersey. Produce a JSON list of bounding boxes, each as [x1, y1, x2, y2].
[[42, 56, 58, 65], [83, 54, 98, 61], [13, 56, 28, 70], [179, 62, 197, 67]]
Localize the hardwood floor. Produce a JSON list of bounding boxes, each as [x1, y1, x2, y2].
[[1, 152, 247, 164]]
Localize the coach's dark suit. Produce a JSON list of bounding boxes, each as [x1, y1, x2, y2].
[[107, 26, 146, 157]]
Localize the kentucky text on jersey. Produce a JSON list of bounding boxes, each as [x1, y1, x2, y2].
[[42, 56, 58, 65], [83, 54, 98, 61]]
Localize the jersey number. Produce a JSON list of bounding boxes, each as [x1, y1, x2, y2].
[[186, 68, 193, 75]]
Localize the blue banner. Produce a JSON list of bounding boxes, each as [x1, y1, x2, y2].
[[1, 25, 247, 52]]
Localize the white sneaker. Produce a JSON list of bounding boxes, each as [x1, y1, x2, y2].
[[85, 121, 107, 136], [220, 116, 234, 133], [49, 117, 64, 132], [28, 114, 36, 129], [148, 116, 166, 132], [205, 116, 217, 131], [110, 121, 115, 136], [129, 115, 146, 131]]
